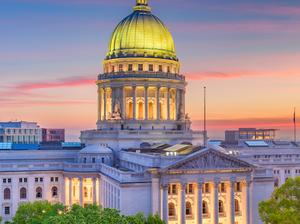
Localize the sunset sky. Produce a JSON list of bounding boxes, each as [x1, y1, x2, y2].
[[1, 0, 299, 141]]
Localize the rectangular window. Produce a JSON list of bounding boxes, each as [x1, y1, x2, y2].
[[55, 177, 59, 182], [148, 64, 154, 72], [35, 178, 38, 182], [172, 184, 177, 194], [204, 183, 210, 193], [188, 184, 193, 194], [111, 66, 115, 73], [8, 178, 11, 183], [19, 178, 22, 183], [3, 179, 6, 183], [51, 177, 54, 182], [4, 206, 10, 215], [138, 64, 143, 71], [40, 177, 43, 182], [220, 183, 226, 193], [128, 64, 133, 71], [92, 158, 96, 163], [24, 178, 27, 183], [118, 64, 123, 72], [158, 65, 163, 72], [167, 66, 170, 73], [235, 182, 241, 192]]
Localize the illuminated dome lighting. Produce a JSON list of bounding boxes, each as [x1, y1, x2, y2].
[[106, 0, 177, 61]]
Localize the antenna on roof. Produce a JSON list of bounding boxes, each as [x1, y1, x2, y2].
[[204, 86, 208, 147]]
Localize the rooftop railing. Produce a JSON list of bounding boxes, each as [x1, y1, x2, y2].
[[98, 71, 185, 81]]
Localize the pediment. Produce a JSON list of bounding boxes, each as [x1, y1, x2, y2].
[[163, 148, 253, 171]]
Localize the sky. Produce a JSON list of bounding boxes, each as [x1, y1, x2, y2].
[[0, 0, 299, 141]]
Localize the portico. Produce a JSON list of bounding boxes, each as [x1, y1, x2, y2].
[[65, 175, 100, 207], [150, 148, 254, 224]]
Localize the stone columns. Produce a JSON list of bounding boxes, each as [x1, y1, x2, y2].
[[213, 180, 219, 224], [121, 87, 126, 119], [230, 180, 235, 224], [133, 86, 137, 120], [162, 184, 169, 222], [167, 87, 170, 120], [103, 88, 107, 120], [151, 177, 160, 215], [181, 183, 186, 224], [69, 177, 72, 206], [98, 87, 101, 121], [145, 86, 149, 120], [156, 87, 160, 120], [197, 182, 203, 224], [93, 178, 97, 205], [79, 178, 83, 206]]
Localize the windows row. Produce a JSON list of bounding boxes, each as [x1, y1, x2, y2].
[[168, 199, 241, 218], [168, 182, 242, 195], [3, 186, 58, 200], [105, 63, 178, 74], [2, 177, 59, 184]]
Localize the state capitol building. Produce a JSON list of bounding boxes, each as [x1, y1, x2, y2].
[[1, 1, 300, 224]]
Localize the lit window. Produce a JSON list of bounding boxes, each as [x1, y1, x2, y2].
[[138, 64, 143, 71], [118, 64, 123, 72], [203, 201, 208, 214], [168, 203, 175, 217], [148, 64, 154, 71], [158, 65, 163, 72], [186, 202, 192, 216]]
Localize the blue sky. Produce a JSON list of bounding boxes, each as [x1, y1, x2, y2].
[[1, 0, 299, 140]]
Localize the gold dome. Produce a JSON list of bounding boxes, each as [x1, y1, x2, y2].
[[106, 0, 178, 61]]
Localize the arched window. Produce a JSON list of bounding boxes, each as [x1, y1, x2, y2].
[[36, 187, 43, 198], [51, 186, 58, 197], [219, 200, 224, 213], [84, 187, 88, 197], [235, 199, 240, 213], [202, 201, 209, 214], [186, 202, 192, 216], [4, 188, 10, 200], [168, 203, 175, 217], [20, 187, 27, 199]]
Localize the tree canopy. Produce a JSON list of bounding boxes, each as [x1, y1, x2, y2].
[[10, 201, 165, 224], [259, 177, 300, 224]]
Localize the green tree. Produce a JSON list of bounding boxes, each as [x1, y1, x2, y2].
[[259, 177, 300, 224], [12, 201, 65, 224], [12, 201, 165, 224]]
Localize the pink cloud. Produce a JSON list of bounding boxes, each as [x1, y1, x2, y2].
[[236, 5, 300, 17], [15, 76, 95, 91], [170, 20, 300, 34]]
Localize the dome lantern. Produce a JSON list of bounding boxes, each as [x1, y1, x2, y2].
[[134, 0, 151, 12]]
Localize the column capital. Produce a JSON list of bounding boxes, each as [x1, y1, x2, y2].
[[214, 177, 221, 185], [198, 178, 204, 185], [161, 183, 169, 189]]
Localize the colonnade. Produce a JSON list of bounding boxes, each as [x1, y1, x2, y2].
[[161, 179, 251, 224], [98, 85, 185, 122], [67, 177, 100, 206]]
